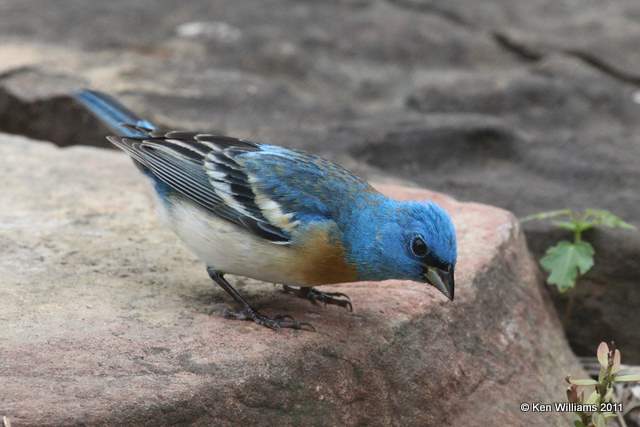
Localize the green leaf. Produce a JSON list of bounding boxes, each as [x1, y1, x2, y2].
[[574, 421, 586, 427], [613, 374, 640, 383], [573, 220, 595, 234], [540, 241, 595, 292], [585, 209, 636, 230], [553, 220, 582, 232], [616, 369, 640, 376], [568, 378, 599, 386], [520, 209, 572, 223]]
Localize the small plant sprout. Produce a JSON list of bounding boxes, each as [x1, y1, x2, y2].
[[566, 342, 640, 427], [521, 209, 635, 292]]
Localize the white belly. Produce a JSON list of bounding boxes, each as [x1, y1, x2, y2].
[[155, 193, 307, 285]]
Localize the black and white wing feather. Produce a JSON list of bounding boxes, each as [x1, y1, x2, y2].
[[108, 129, 292, 244]]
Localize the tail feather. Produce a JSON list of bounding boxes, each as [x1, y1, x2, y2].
[[74, 90, 156, 137]]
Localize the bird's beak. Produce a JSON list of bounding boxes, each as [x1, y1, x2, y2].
[[424, 266, 455, 301]]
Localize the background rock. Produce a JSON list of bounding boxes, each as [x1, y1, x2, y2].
[[0, 133, 582, 426]]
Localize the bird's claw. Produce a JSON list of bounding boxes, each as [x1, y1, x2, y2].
[[223, 307, 315, 331], [282, 285, 353, 312]]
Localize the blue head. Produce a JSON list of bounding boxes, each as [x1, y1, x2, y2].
[[343, 197, 457, 300]]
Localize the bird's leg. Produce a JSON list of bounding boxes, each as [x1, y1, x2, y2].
[[282, 285, 353, 312], [207, 268, 314, 331]]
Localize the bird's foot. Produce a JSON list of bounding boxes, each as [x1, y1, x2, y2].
[[282, 285, 353, 312], [223, 306, 315, 331]]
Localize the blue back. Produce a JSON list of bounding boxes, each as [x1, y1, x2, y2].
[[239, 144, 375, 223]]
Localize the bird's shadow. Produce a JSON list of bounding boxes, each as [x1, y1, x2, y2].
[[177, 280, 306, 315]]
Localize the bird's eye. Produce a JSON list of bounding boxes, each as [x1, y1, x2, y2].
[[410, 236, 429, 258]]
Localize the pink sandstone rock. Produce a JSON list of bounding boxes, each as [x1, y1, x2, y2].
[[0, 133, 583, 426]]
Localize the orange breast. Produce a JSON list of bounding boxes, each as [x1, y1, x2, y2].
[[292, 227, 358, 285]]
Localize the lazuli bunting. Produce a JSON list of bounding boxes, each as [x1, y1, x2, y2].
[[75, 90, 457, 330]]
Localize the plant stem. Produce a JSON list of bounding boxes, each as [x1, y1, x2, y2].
[[563, 214, 586, 324], [575, 229, 582, 243], [617, 410, 628, 427], [572, 211, 583, 243]]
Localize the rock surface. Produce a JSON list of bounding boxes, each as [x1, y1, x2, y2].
[[0, 134, 582, 426]]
